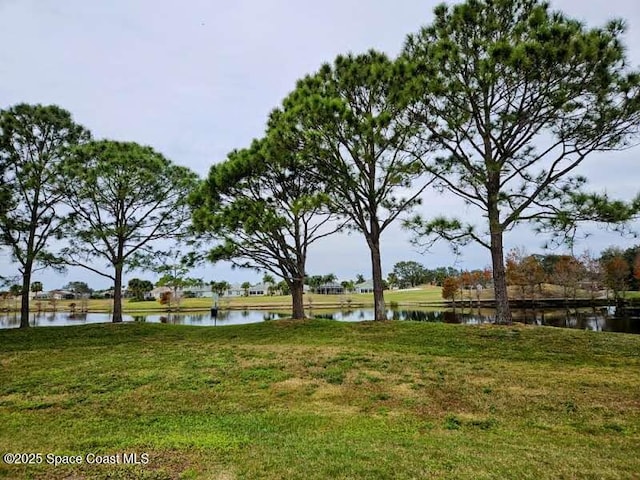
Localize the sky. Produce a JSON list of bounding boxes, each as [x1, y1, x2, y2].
[[1, 0, 639, 290]]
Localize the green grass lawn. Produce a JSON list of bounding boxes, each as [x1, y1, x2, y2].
[[1, 321, 639, 479]]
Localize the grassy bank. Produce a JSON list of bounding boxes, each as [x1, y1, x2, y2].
[[1, 286, 447, 314], [1, 321, 639, 479]]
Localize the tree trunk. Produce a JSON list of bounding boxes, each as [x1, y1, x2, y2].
[[112, 262, 123, 323], [489, 225, 512, 325], [291, 279, 305, 320], [19, 265, 32, 329], [369, 240, 386, 321]]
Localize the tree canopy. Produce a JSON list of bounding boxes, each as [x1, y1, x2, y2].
[[0, 103, 90, 327], [402, 0, 640, 323], [62, 281, 92, 295], [392, 261, 427, 288], [279, 50, 431, 320], [191, 133, 341, 319], [127, 278, 154, 301], [60, 140, 198, 322]]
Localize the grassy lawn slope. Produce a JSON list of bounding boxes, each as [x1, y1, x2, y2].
[[1, 321, 639, 479]]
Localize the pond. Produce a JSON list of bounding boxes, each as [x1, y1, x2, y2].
[[0, 307, 638, 334]]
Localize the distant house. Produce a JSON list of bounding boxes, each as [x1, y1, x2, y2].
[[95, 288, 126, 299], [150, 286, 173, 300], [185, 285, 213, 298], [249, 283, 274, 296], [354, 280, 374, 294], [316, 282, 344, 295], [225, 284, 244, 297], [49, 290, 77, 300]]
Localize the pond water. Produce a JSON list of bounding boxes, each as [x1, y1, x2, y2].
[[0, 307, 638, 334]]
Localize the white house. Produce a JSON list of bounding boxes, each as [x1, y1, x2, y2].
[[249, 283, 275, 296], [30, 291, 50, 300], [49, 289, 78, 300], [354, 280, 374, 294], [186, 285, 214, 298], [316, 282, 344, 295], [225, 284, 244, 297], [150, 286, 173, 300]]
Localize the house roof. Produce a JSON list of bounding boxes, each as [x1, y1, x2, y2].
[[317, 282, 343, 289], [355, 280, 374, 289], [187, 285, 212, 293], [150, 286, 172, 294]]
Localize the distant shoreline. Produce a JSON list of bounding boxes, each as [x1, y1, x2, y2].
[[1, 295, 634, 315]]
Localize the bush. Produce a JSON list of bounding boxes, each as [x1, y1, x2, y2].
[[159, 291, 172, 305]]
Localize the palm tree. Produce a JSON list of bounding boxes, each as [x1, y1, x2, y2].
[[341, 280, 354, 293]]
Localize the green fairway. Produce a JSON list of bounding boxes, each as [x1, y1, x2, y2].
[[1, 321, 639, 479]]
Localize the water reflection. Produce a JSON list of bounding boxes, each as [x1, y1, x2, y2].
[[510, 307, 640, 332], [0, 307, 638, 334]]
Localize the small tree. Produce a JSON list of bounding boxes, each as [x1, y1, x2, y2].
[[158, 291, 172, 306], [580, 251, 604, 301], [127, 278, 154, 301], [305, 276, 324, 293], [154, 252, 201, 310], [341, 280, 355, 293], [30, 281, 43, 297], [9, 284, 22, 297], [602, 254, 630, 302], [262, 273, 276, 295], [241, 282, 251, 297], [520, 256, 546, 301], [552, 256, 585, 302], [48, 294, 59, 312], [506, 249, 527, 299], [276, 280, 290, 296], [459, 271, 475, 304], [465, 270, 488, 304], [442, 276, 461, 306], [210, 281, 230, 297]]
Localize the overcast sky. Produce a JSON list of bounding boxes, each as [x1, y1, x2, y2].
[[1, 0, 640, 290]]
